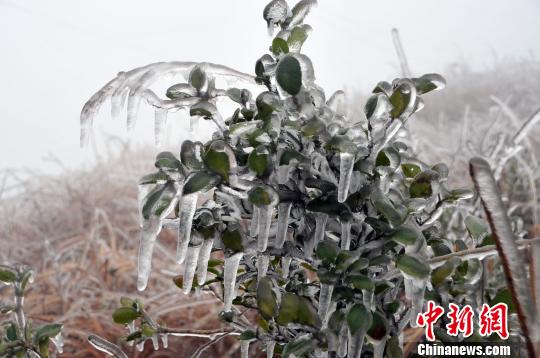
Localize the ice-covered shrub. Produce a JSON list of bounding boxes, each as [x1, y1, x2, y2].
[[0, 265, 63, 357], [80, 0, 537, 357]]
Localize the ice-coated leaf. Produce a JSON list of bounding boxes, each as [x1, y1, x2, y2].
[[166, 83, 197, 99], [284, 0, 318, 28], [388, 227, 419, 246], [396, 254, 431, 279], [347, 304, 372, 335], [465, 215, 489, 243], [155, 151, 181, 170], [190, 101, 217, 119], [351, 275, 374, 291], [412, 73, 446, 95], [316, 240, 339, 265], [287, 25, 311, 52], [222, 229, 244, 253], [409, 172, 434, 198], [277, 292, 319, 327], [88, 335, 128, 358], [367, 311, 388, 343], [371, 188, 402, 227], [257, 277, 278, 319], [276, 55, 302, 95], [0, 266, 17, 283], [401, 163, 421, 178], [112, 307, 140, 325], [282, 335, 317, 358], [180, 140, 205, 171], [263, 0, 290, 30], [188, 65, 207, 91], [248, 146, 270, 177], [364, 93, 391, 120], [183, 171, 221, 195], [204, 142, 232, 181], [431, 257, 460, 286], [271, 37, 289, 55]]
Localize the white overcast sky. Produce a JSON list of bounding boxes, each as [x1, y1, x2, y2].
[[1, 0, 539, 173]]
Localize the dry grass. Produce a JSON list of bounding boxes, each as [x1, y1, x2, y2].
[[0, 142, 244, 357]]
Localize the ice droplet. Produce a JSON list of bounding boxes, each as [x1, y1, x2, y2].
[[223, 252, 243, 311], [340, 220, 352, 250], [276, 202, 292, 248], [196, 239, 214, 285], [183, 243, 202, 294], [338, 152, 355, 202], [51, 333, 64, 354], [177, 193, 198, 264], [318, 284, 334, 325], [154, 108, 168, 146], [136, 340, 145, 352], [88, 335, 128, 358]]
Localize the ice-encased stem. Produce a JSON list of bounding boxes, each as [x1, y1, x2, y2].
[[340, 220, 352, 250], [88, 335, 128, 358], [137, 218, 161, 291], [223, 252, 243, 311], [318, 284, 334, 327], [257, 205, 273, 252], [196, 239, 214, 285], [154, 108, 168, 146], [276, 202, 292, 248], [241, 340, 250, 358], [183, 244, 202, 294], [305, 213, 328, 256], [177, 193, 198, 264], [257, 254, 270, 282], [338, 152, 355, 203]]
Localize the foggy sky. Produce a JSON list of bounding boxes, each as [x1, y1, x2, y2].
[[1, 0, 539, 172]]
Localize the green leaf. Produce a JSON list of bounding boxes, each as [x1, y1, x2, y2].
[[409, 173, 433, 198], [189, 65, 207, 91], [396, 254, 431, 279], [112, 307, 140, 325], [431, 257, 460, 286], [276, 55, 302, 95], [412, 73, 446, 95], [277, 292, 318, 327], [490, 288, 516, 314], [465, 216, 489, 243], [376, 150, 390, 166], [279, 149, 307, 165], [306, 196, 352, 217], [155, 151, 181, 170], [367, 311, 388, 342], [371, 189, 402, 227], [386, 336, 403, 358], [141, 324, 156, 337], [0, 266, 17, 284], [389, 86, 410, 119], [190, 101, 217, 119], [222, 230, 244, 253], [401, 163, 421, 178], [204, 146, 230, 181], [248, 186, 277, 206], [272, 38, 289, 55], [351, 275, 374, 291], [141, 184, 166, 220], [347, 304, 372, 335], [34, 324, 62, 343], [287, 25, 310, 52], [347, 258, 369, 273], [239, 330, 257, 341], [257, 277, 278, 320], [183, 171, 221, 195], [172, 275, 183, 289], [248, 146, 269, 177], [139, 171, 169, 185], [316, 240, 340, 265], [388, 227, 419, 246], [282, 336, 317, 358], [120, 297, 135, 307], [0, 303, 15, 314]]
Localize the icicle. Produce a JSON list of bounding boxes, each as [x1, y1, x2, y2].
[[266, 341, 275, 358], [278, 164, 291, 184], [241, 340, 250, 358], [151, 335, 159, 350], [276, 202, 292, 248], [318, 284, 334, 327], [154, 108, 168, 146], [223, 252, 243, 311], [373, 338, 387, 358], [136, 340, 145, 352], [257, 254, 270, 282], [250, 205, 260, 237], [337, 325, 348, 358], [51, 333, 64, 353], [338, 152, 354, 203], [410, 279, 427, 322], [362, 289, 374, 311], [177, 193, 198, 264], [160, 334, 169, 349], [281, 256, 292, 278], [340, 220, 352, 250], [306, 214, 328, 256], [137, 218, 161, 291], [196, 239, 214, 285], [88, 335, 128, 358], [257, 205, 273, 252], [347, 328, 367, 358], [183, 244, 202, 294], [110, 88, 126, 121], [126, 93, 141, 133]]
